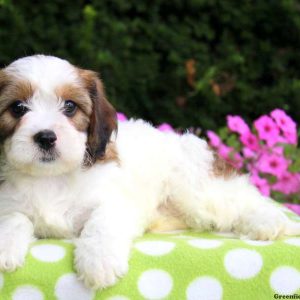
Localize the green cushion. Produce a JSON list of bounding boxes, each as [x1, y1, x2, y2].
[[1, 207, 300, 300]]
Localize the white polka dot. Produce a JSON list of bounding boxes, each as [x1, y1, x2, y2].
[[284, 238, 300, 247], [188, 239, 223, 249], [135, 241, 175, 256], [224, 249, 263, 279], [270, 266, 300, 294], [243, 240, 273, 246], [0, 273, 3, 290], [106, 296, 130, 300], [13, 286, 44, 300], [186, 276, 223, 300], [138, 269, 173, 299], [31, 244, 66, 262], [55, 273, 95, 300]]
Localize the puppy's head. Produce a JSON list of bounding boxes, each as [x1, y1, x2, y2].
[[0, 55, 117, 176]]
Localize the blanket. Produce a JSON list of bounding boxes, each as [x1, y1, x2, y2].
[[1, 206, 300, 300]]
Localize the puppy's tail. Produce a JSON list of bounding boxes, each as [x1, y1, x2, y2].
[[284, 219, 300, 236]]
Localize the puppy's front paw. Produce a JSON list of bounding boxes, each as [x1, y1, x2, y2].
[[74, 238, 129, 290], [0, 242, 27, 272]]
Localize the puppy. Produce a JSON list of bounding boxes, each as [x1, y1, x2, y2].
[[0, 55, 299, 290]]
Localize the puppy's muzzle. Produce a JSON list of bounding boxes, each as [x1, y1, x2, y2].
[[33, 130, 57, 151]]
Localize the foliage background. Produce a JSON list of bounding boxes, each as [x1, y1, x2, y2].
[[1, 0, 300, 130]]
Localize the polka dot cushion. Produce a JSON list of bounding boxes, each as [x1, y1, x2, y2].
[[1, 207, 300, 300]]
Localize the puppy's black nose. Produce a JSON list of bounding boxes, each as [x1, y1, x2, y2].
[[34, 130, 57, 150]]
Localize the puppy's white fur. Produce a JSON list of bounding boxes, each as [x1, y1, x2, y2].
[[0, 55, 299, 290]]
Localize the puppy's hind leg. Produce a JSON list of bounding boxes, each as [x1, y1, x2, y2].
[[231, 192, 300, 240], [171, 171, 297, 240], [168, 133, 300, 240], [166, 133, 236, 233]]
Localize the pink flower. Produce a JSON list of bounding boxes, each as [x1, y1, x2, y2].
[[250, 174, 270, 196], [218, 144, 242, 169], [240, 131, 260, 151], [257, 153, 289, 177], [218, 144, 234, 160], [232, 152, 243, 169], [242, 147, 256, 159], [227, 115, 250, 135], [271, 109, 297, 133], [272, 146, 284, 156], [283, 130, 298, 145], [254, 115, 280, 146], [272, 172, 300, 195], [207, 130, 221, 148], [157, 123, 174, 132], [117, 112, 128, 122], [271, 109, 298, 145]]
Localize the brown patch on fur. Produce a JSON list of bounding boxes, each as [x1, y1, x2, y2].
[[77, 68, 117, 164], [56, 84, 92, 116], [0, 71, 34, 141], [0, 74, 34, 113], [71, 110, 90, 132], [56, 84, 92, 132], [96, 142, 120, 165], [211, 150, 237, 179], [0, 70, 7, 94], [0, 111, 19, 141]]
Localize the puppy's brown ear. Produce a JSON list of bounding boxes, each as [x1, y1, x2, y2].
[[79, 69, 117, 163]]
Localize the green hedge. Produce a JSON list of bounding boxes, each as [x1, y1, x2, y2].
[[1, 0, 300, 130]]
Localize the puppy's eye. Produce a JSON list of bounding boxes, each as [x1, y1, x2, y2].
[[63, 100, 77, 117], [10, 101, 29, 118]]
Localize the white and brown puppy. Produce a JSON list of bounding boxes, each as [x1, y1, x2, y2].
[[0, 55, 299, 289]]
